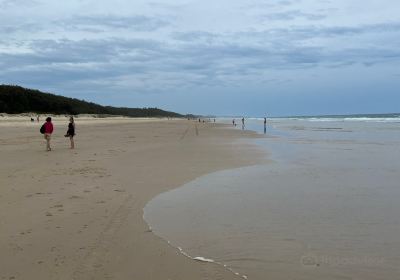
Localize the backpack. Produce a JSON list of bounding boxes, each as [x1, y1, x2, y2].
[[40, 124, 46, 134]]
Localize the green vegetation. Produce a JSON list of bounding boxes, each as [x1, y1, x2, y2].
[[0, 85, 183, 117]]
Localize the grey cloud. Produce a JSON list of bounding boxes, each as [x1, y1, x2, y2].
[[147, 1, 187, 11], [0, 38, 164, 87], [2, 20, 400, 93], [0, 0, 39, 8], [243, 0, 300, 10], [0, 22, 43, 34], [312, 22, 400, 37], [261, 9, 326, 21], [171, 31, 219, 43], [234, 22, 400, 43], [168, 22, 400, 73], [56, 15, 170, 32]]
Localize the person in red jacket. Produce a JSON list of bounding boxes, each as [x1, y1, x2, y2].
[[44, 117, 54, 151]]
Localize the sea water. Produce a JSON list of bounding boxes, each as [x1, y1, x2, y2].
[[144, 116, 400, 279]]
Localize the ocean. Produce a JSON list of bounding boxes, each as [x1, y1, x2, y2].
[[144, 115, 400, 279]]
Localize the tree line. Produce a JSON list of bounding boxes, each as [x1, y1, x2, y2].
[[0, 85, 183, 118]]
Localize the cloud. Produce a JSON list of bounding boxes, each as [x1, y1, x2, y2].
[[242, 0, 300, 10], [1, 0, 400, 113], [2, 19, 399, 94], [0, 22, 42, 34], [56, 14, 170, 32], [260, 10, 326, 21], [171, 31, 218, 43], [0, 0, 39, 8]]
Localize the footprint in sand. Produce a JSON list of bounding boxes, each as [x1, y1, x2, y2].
[[51, 205, 63, 212], [19, 229, 32, 235], [9, 243, 23, 252], [113, 189, 125, 192]]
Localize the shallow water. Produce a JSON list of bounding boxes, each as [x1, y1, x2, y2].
[[144, 118, 400, 279]]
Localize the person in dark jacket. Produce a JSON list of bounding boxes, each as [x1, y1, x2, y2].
[[65, 116, 75, 149]]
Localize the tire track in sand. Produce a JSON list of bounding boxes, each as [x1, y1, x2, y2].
[[72, 194, 135, 280]]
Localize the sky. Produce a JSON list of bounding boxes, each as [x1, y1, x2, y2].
[[1, 0, 399, 116]]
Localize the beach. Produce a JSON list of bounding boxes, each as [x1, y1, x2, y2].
[[0, 117, 264, 280]]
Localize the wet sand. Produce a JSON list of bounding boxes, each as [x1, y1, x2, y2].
[[0, 117, 264, 280], [145, 119, 400, 280]]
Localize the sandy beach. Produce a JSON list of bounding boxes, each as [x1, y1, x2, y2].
[[0, 117, 264, 280]]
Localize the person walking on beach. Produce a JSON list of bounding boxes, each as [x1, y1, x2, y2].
[[43, 117, 54, 151], [242, 117, 245, 130], [264, 117, 267, 134], [65, 116, 75, 149]]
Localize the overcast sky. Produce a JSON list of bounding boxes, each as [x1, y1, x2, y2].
[[1, 0, 399, 116]]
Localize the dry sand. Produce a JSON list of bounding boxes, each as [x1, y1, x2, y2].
[[0, 117, 264, 280]]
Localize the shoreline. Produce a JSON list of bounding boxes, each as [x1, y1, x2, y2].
[[142, 118, 400, 280], [0, 118, 267, 280]]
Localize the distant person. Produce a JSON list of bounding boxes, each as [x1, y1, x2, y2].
[[242, 117, 245, 130], [264, 117, 267, 134], [42, 117, 54, 151], [65, 116, 75, 149], [232, 119, 235, 126], [199, 118, 201, 123]]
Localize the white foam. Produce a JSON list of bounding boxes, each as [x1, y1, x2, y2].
[[272, 116, 400, 123], [193, 256, 215, 263], [305, 117, 400, 123], [177, 247, 191, 258], [175, 245, 249, 279]]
